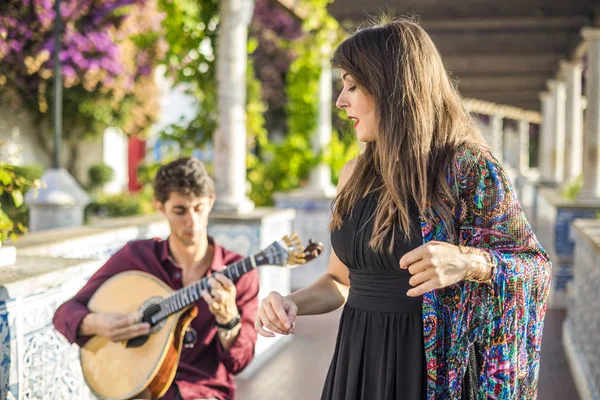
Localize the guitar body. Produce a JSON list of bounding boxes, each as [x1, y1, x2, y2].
[[81, 271, 197, 400], [77, 233, 323, 400]]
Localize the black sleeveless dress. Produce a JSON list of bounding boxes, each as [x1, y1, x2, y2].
[[322, 189, 427, 400]]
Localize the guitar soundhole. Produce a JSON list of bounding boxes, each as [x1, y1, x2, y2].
[[126, 335, 148, 348], [125, 297, 165, 348]]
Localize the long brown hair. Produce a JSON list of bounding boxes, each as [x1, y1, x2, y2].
[[330, 17, 486, 252]]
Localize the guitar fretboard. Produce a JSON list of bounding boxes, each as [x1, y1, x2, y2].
[[149, 250, 273, 325]]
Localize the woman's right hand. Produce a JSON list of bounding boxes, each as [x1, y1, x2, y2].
[[255, 291, 298, 337]]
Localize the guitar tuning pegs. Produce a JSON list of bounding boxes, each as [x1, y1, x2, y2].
[[282, 232, 302, 248], [288, 257, 306, 265], [282, 235, 293, 247], [291, 251, 306, 259]]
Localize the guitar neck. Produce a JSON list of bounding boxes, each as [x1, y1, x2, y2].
[[150, 251, 270, 324]]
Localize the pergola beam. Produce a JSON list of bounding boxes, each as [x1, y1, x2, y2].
[[423, 16, 590, 31]]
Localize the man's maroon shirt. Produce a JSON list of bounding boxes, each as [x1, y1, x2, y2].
[[53, 237, 259, 400]]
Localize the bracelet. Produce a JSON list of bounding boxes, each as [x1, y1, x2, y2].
[[460, 246, 494, 285], [216, 314, 241, 330]]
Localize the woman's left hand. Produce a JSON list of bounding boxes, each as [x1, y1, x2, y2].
[[399, 241, 471, 297]]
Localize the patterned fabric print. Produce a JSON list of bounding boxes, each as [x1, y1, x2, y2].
[[420, 145, 552, 399]]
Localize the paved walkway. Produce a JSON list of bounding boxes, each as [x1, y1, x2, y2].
[[236, 309, 580, 400]]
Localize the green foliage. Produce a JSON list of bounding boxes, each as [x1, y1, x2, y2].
[[0, 160, 41, 242], [88, 164, 115, 190], [246, 0, 354, 205], [249, 0, 302, 136], [285, 1, 341, 147], [246, 40, 272, 205], [156, 0, 220, 149], [246, 38, 268, 150], [562, 175, 583, 201], [86, 191, 154, 220], [149, 0, 357, 207], [326, 131, 360, 184], [137, 161, 163, 188], [12, 164, 44, 183], [1, 164, 44, 237]]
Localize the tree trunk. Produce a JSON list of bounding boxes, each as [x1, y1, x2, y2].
[[32, 117, 54, 161], [66, 140, 83, 186]]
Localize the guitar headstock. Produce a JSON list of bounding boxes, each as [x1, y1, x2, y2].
[[300, 239, 325, 263], [282, 233, 325, 266], [256, 232, 324, 268]]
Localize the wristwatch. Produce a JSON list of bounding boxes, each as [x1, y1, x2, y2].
[[216, 314, 241, 330], [216, 314, 241, 341]]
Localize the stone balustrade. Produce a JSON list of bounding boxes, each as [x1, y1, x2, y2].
[[0, 254, 102, 399], [563, 219, 600, 400], [535, 188, 600, 308], [1, 209, 296, 399]]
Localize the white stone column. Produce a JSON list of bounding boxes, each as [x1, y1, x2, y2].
[[548, 79, 567, 183], [579, 29, 600, 199], [539, 91, 554, 181], [561, 60, 584, 183], [490, 114, 503, 162], [213, 0, 255, 213], [304, 45, 336, 197], [518, 120, 530, 175], [0, 241, 16, 267]]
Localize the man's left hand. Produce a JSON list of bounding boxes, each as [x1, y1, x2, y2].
[[399, 241, 471, 297], [202, 273, 239, 325]]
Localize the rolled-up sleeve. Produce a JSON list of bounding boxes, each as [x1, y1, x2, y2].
[[216, 268, 259, 374], [53, 246, 133, 347], [53, 299, 93, 347]]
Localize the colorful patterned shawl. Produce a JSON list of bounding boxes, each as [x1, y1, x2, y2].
[[421, 145, 552, 399]]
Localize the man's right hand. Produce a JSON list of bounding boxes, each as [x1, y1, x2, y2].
[[255, 291, 297, 338], [80, 312, 151, 342]]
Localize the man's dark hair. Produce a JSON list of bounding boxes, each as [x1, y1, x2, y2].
[[153, 157, 215, 203]]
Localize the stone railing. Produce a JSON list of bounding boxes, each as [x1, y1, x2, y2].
[[1, 209, 296, 399], [0, 253, 102, 399], [514, 169, 540, 227], [563, 219, 600, 400], [534, 188, 600, 308]]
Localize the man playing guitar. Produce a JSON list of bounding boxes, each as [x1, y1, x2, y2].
[[53, 157, 259, 400]]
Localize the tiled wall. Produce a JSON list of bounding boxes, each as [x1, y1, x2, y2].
[[3, 211, 296, 399], [566, 223, 600, 400], [1, 275, 98, 400], [535, 192, 600, 308]]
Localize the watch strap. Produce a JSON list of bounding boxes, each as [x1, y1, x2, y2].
[[216, 314, 241, 330]]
